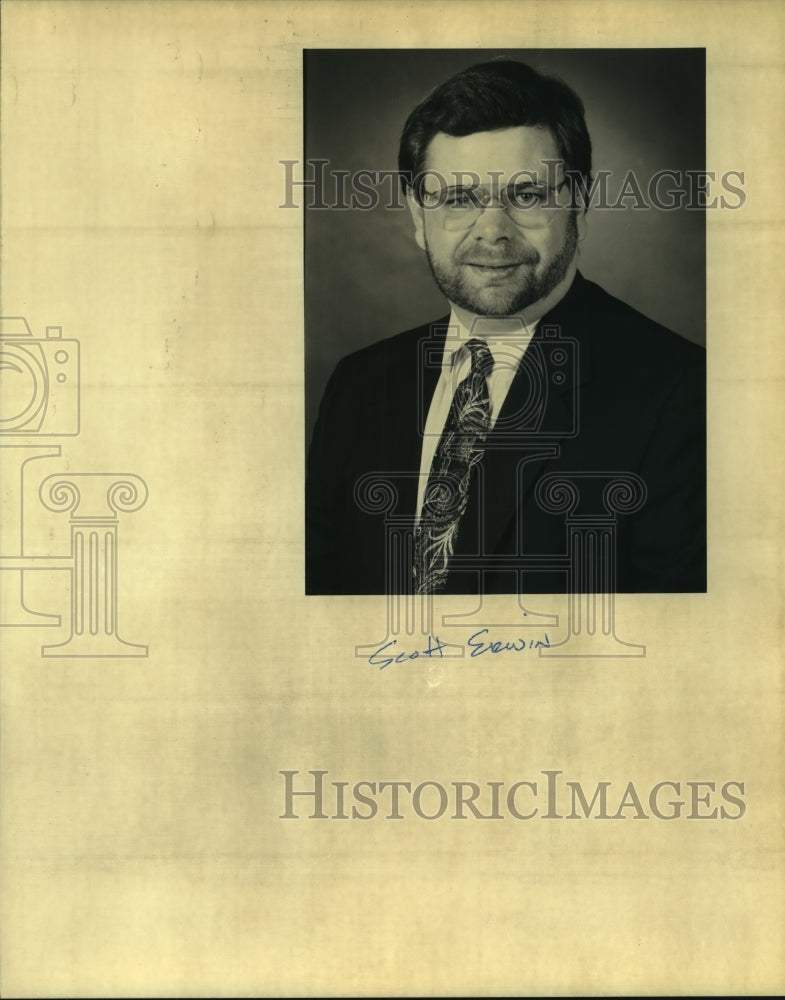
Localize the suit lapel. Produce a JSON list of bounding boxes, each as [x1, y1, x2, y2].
[[473, 273, 595, 557], [378, 316, 449, 520], [391, 277, 595, 562]]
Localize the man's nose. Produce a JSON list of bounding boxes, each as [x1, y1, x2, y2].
[[470, 203, 520, 240]]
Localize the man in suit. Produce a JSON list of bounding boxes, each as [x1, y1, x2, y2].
[[306, 60, 705, 596]]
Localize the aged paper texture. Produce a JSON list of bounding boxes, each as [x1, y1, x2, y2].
[[1, 1, 783, 995]]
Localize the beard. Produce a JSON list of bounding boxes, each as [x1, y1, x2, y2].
[[424, 213, 579, 317]]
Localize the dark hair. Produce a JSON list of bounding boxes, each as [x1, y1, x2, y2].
[[399, 59, 592, 202]]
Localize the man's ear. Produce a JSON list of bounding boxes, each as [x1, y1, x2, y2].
[[576, 208, 588, 245], [406, 189, 427, 251]]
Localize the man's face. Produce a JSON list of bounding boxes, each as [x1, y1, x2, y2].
[[407, 126, 585, 316]]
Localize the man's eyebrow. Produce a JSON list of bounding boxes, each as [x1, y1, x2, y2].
[[423, 178, 558, 194], [445, 177, 554, 187], [439, 183, 480, 194]]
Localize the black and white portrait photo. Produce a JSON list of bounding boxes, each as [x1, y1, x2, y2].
[[303, 49, 709, 597]]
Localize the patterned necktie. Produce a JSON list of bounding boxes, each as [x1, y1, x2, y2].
[[414, 338, 494, 594]]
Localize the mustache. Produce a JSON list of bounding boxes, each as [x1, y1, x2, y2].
[[458, 249, 540, 266]]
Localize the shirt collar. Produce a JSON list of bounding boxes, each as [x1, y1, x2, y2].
[[441, 262, 577, 371]]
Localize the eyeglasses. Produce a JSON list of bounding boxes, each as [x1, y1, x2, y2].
[[418, 180, 570, 231]]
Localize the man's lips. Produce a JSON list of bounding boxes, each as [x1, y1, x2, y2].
[[463, 261, 525, 271]]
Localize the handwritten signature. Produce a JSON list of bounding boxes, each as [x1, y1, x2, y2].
[[368, 630, 551, 670]]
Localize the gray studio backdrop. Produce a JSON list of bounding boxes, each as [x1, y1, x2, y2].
[[303, 48, 706, 446]]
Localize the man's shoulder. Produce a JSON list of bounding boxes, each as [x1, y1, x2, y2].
[[570, 273, 705, 366], [330, 316, 450, 378]]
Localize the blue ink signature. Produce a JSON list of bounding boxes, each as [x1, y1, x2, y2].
[[467, 629, 550, 657], [367, 631, 550, 669], [368, 635, 447, 670]]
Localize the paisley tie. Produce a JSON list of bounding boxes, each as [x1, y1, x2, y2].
[[414, 338, 493, 594]]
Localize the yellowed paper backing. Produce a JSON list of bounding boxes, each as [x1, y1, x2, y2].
[[1, 1, 783, 996]]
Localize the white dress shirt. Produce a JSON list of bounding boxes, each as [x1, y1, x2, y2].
[[415, 268, 576, 523]]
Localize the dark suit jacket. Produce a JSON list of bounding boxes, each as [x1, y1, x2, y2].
[[306, 272, 706, 594]]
